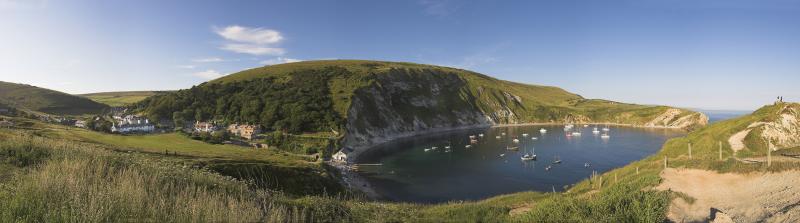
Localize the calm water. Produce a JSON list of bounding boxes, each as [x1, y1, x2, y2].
[[356, 125, 684, 203]]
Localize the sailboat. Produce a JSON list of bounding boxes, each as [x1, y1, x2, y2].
[[424, 148, 432, 152], [592, 127, 600, 134], [602, 124, 610, 132], [584, 162, 591, 168], [506, 145, 519, 151], [479, 133, 484, 137], [601, 133, 611, 139], [522, 133, 529, 137], [499, 153, 505, 157], [496, 135, 502, 139], [552, 155, 562, 164], [531, 137, 538, 140], [521, 145, 537, 161], [545, 165, 552, 171], [539, 128, 547, 133], [465, 145, 472, 148], [513, 138, 520, 143]]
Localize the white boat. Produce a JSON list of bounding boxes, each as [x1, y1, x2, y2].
[[469, 135, 477, 139], [513, 138, 520, 143], [545, 165, 552, 171], [584, 162, 591, 168], [531, 137, 538, 140], [506, 146, 519, 151], [601, 134, 610, 139], [496, 136, 502, 139], [539, 128, 547, 133], [479, 133, 484, 137], [553, 156, 562, 164], [583, 125, 589, 128], [465, 145, 471, 148], [602, 125, 610, 132], [445, 146, 451, 149], [501, 132, 506, 136], [592, 127, 600, 134], [571, 132, 582, 136], [424, 148, 432, 152], [470, 139, 479, 144], [432, 147, 438, 150], [521, 146, 537, 161], [499, 153, 505, 157], [522, 133, 529, 137]]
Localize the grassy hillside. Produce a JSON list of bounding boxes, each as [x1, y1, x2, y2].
[[136, 60, 705, 140], [0, 81, 108, 115], [80, 91, 164, 106]]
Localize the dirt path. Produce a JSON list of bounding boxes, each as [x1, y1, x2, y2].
[[657, 168, 800, 222]]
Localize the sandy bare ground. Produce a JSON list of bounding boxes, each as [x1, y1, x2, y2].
[[728, 129, 752, 152], [657, 168, 800, 223]]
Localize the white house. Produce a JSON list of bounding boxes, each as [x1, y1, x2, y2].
[[194, 121, 219, 133], [111, 118, 155, 133], [332, 148, 352, 163]]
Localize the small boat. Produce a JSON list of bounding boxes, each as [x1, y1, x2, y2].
[[545, 165, 552, 171], [552, 156, 562, 164], [592, 127, 600, 134], [522, 133, 529, 137], [501, 132, 507, 136], [583, 125, 589, 128], [445, 146, 451, 149], [602, 125, 610, 132], [431, 147, 438, 150], [601, 134, 610, 139], [424, 148, 432, 152], [499, 153, 505, 157], [531, 137, 538, 140], [513, 138, 520, 143], [584, 162, 591, 168], [445, 149, 451, 153], [469, 135, 477, 139], [506, 146, 519, 151], [465, 145, 472, 148], [496, 136, 502, 139], [470, 139, 479, 144], [479, 134, 484, 137], [521, 154, 535, 161], [539, 128, 547, 133], [521, 146, 537, 161], [571, 132, 582, 136]]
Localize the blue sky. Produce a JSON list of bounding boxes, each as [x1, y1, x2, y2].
[[1, 0, 798, 110]]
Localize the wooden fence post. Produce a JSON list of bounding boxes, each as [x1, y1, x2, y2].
[[719, 141, 723, 161], [688, 142, 692, 159], [664, 156, 668, 169]]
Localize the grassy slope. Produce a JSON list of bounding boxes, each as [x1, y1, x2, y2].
[[80, 91, 164, 106], [0, 81, 108, 115], [212, 60, 700, 129]]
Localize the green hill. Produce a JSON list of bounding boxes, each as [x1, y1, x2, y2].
[[80, 91, 166, 107], [0, 81, 108, 115], [135, 60, 708, 156]]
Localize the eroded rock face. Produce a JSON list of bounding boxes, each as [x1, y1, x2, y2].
[[644, 108, 709, 130], [760, 104, 800, 149], [339, 69, 709, 161], [727, 103, 800, 152]]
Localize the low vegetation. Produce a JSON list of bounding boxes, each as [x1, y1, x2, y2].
[[0, 81, 108, 115], [80, 91, 163, 107]]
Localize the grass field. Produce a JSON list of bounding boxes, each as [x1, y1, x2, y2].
[[0, 81, 108, 115], [80, 91, 163, 106]]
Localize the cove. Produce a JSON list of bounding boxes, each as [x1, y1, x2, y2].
[[355, 125, 684, 203]]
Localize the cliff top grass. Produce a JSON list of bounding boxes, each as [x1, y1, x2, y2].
[[0, 81, 108, 115], [80, 91, 166, 106]]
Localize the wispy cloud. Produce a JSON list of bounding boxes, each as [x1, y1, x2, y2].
[[260, 57, 302, 65], [192, 57, 224, 63], [221, 43, 285, 56], [214, 25, 283, 45], [419, 0, 458, 17], [214, 25, 286, 56], [175, 65, 196, 69], [191, 70, 225, 79]]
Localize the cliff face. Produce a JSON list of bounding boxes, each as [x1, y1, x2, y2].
[[730, 103, 800, 151], [340, 67, 709, 158]]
